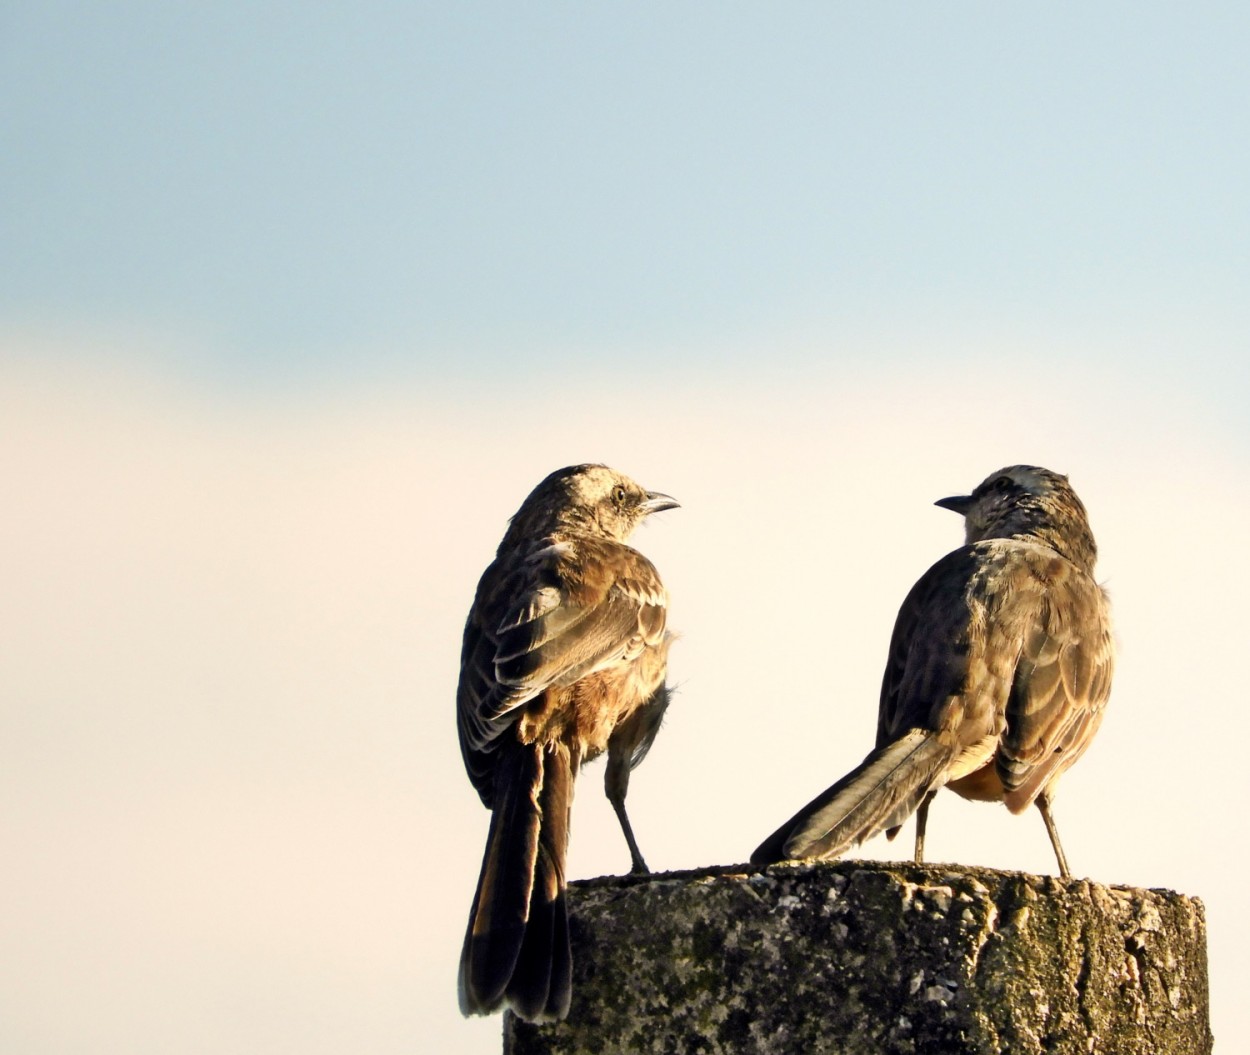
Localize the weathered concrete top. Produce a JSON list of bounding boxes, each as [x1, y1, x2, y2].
[[505, 860, 1210, 1055]]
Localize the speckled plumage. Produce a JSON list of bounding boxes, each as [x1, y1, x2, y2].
[[753, 466, 1114, 877], [457, 464, 677, 1022]]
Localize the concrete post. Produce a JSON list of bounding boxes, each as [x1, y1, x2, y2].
[[504, 860, 1211, 1055]]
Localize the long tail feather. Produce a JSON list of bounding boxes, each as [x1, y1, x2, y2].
[[505, 742, 573, 1021], [751, 729, 952, 864], [458, 740, 574, 1022]]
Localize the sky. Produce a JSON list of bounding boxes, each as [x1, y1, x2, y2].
[[2, 5, 1247, 1053]]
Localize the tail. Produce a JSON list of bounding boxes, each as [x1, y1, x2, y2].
[[751, 729, 952, 864], [459, 740, 575, 1022]]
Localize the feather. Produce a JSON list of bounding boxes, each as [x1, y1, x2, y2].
[[753, 730, 952, 864]]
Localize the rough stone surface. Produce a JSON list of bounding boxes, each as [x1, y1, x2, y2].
[[504, 860, 1211, 1055]]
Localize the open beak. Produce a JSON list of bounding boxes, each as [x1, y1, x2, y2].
[[934, 494, 974, 516], [641, 491, 680, 516]]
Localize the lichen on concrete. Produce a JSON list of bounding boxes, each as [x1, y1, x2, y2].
[[504, 860, 1211, 1055]]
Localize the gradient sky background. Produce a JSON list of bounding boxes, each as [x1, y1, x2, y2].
[[2, 5, 1247, 1053]]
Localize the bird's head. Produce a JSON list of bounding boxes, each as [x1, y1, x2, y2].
[[936, 465, 1097, 571], [509, 464, 679, 543]]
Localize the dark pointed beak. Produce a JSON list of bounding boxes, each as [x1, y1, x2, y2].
[[641, 491, 680, 516], [935, 494, 974, 516]]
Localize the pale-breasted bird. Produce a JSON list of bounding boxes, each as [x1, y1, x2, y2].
[[752, 466, 1114, 878], [457, 464, 677, 1022]]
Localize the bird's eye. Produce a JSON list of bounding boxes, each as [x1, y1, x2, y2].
[[992, 475, 1014, 491], [613, 486, 629, 507]]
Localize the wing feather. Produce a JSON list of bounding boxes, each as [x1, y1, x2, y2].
[[878, 547, 982, 743], [996, 561, 1114, 812], [456, 535, 667, 803]]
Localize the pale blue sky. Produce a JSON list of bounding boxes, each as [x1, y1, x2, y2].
[[3, 4, 1248, 397]]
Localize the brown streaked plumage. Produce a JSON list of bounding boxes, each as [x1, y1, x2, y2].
[[752, 465, 1114, 878], [457, 464, 677, 1022]]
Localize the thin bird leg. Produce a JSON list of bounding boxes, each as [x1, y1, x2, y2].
[[604, 754, 649, 874], [1035, 789, 1071, 879], [913, 790, 937, 864], [608, 793, 649, 875]]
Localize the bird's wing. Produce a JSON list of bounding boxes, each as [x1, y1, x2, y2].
[[457, 536, 667, 802], [877, 546, 988, 745], [993, 548, 1115, 812]]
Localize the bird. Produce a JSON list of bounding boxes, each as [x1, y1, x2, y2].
[[456, 463, 678, 1022], [752, 465, 1114, 879]]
